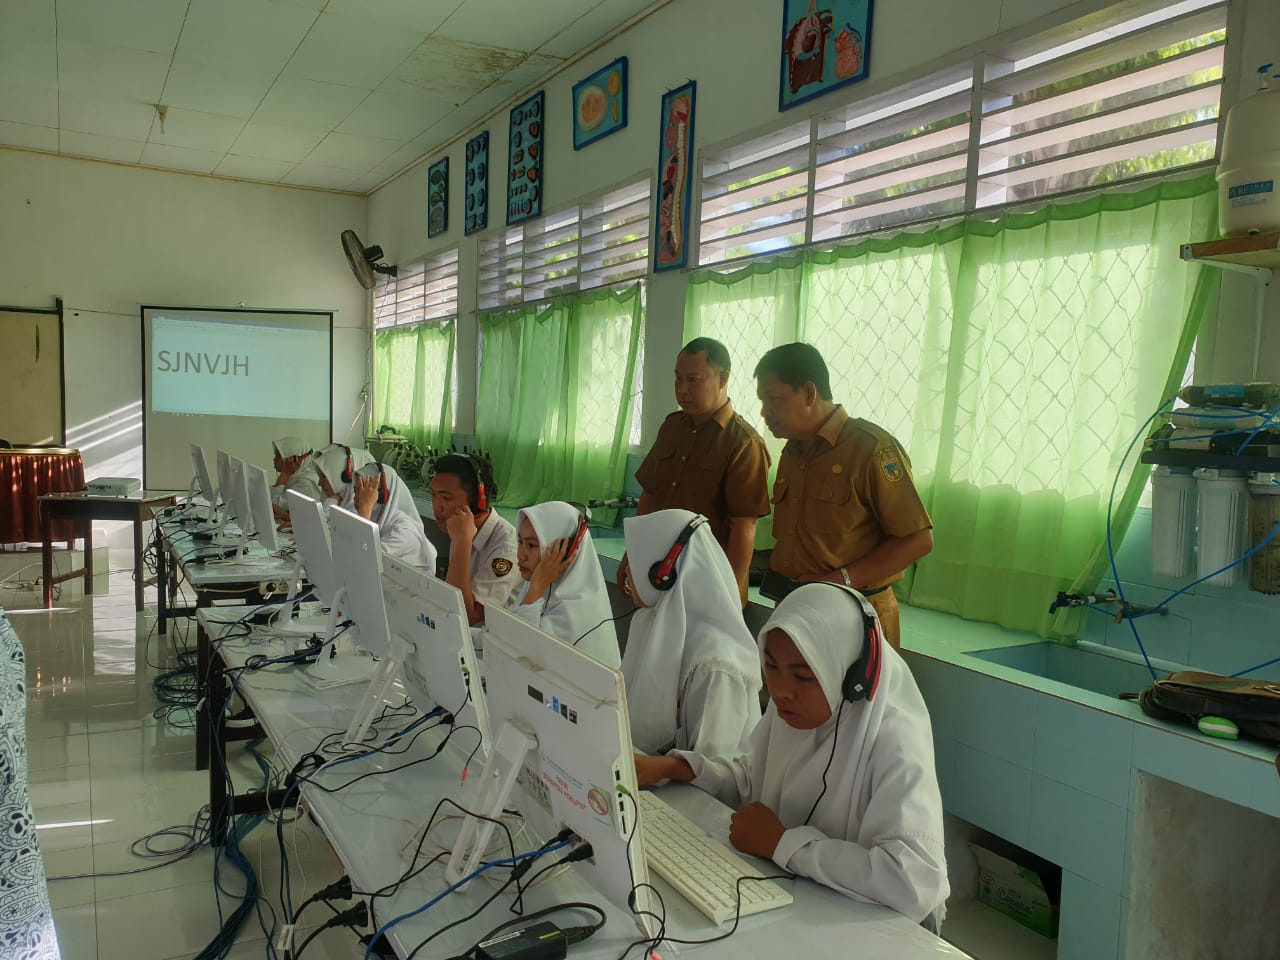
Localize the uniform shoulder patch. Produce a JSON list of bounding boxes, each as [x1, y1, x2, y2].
[[875, 446, 906, 483], [491, 557, 514, 577]]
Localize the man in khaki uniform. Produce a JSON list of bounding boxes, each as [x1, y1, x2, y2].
[[629, 338, 771, 603], [754, 342, 932, 648]]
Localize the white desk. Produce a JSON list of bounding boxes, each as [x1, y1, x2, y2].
[[201, 610, 971, 960]]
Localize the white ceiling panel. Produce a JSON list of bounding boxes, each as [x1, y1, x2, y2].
[[0, 84, 58, 129], [382, 37, 537, 100], [213, 154, 296, 182], [60, 94, 156, 141], [371, 138, 434, 176], [148, 108, 247, 154], [252, 77, 370, 130], [177, 0, 319, 71], [162, 59, 278, 119], [272, 0, 331, 9], [283, 11, 428, 89], [0, 120, 58, 153], [56, 0, 189, 55], [57, 39, 170, 102], [484, 52, 564, 99], [140, 142, 225, 174], [320, 0, 460, 34], [538, 0, 659, 58], [336, 91, 454, 140], [305, 132, 403, 170], [346, 171, 390, 193], [435, 0, 598, 52], [0, 32, 57, 91], [282, 163, 360, 190], [230, 120, 326, 162], [59, 130, 147, 164]]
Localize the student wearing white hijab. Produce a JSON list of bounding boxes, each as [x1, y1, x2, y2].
[[635, 583, 948, 925], [509, 501, 619, 667], [341, 461, 437, 571], [290, 443, 374, 506], [621, 509, 760, 759], [270, 437, 313, 510]]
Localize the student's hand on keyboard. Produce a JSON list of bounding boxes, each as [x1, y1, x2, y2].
[[634, 753, 694, 787], [729, 801, 786, 860]]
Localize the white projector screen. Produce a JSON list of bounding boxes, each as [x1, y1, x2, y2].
[[142, 306, 332, 489]]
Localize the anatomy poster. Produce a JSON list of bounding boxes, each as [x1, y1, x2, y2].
[[780, 0, 873, 110], [654, 81, 695, 272]]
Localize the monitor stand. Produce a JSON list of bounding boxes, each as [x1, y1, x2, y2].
[[305, 589, 378, 688], [446, 721, 538, 884], [272, 559, 331, 634]]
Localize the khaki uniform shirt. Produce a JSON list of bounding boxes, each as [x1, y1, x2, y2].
[[635, 401, 771, 545], [470, 511, 520, 609], [770, 407, 931, 586]]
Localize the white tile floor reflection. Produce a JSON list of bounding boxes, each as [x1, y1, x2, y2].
[[7, 554, 362, 960]]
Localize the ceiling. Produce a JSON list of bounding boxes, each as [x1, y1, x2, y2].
[[0, 0, 658, 194]]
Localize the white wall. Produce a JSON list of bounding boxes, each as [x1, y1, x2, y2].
[[0, 150, 369, 543], [370, 0, 1280, 444]]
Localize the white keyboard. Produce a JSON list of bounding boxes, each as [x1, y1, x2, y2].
[[638, 791, 793, 925]]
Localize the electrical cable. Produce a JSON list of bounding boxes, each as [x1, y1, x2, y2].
[[574, 605, 639, 647]]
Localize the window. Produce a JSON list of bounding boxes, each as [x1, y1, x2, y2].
[[374, 246, 459, 328], [697, 0, 1225, 266], [478, 180, 650, 308]]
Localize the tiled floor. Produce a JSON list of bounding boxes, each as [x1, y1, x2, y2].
[[8, 552, 365, 960]]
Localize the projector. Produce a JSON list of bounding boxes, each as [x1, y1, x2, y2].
[[85, 477, 141, 496]]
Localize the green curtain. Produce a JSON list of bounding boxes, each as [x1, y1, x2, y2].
[[476, 283, 642, 507], [685, 174, 1219, 637], [373, 321, 455, 452]]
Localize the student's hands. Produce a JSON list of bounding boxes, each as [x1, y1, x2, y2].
[[617, 554, 632, 598], [729, 802, 786, 860], [353, 474, 379, 519], [444, 505, 477, 548], [529, 537, 576, 594], [633, 754, 695, 788]]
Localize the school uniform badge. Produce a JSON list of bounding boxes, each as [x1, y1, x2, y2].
[[875, 447, 905, 483], [492, 557, 514, 576]]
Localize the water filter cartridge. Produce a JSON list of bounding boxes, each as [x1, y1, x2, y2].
[[1151, 466, 1197, 578], [1194, 468, 1249, 587]]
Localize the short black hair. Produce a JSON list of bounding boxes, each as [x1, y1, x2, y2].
[[680, 337, 731, 372], [432, 452, 498, 508], [753, 342, 833, 401]]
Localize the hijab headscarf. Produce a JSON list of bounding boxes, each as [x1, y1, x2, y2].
[[312, 444, 374, 498], [621, 510, 759, 756], [340, 462, 436, 571], [750, 584, 948, 922], [272, 437, 310, 460], [509, 501, 619, 667]]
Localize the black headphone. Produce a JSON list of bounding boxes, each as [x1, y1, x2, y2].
[[647, 515, 708, 591], [339, 444, 355, 484], [820, 583, 883, 703]]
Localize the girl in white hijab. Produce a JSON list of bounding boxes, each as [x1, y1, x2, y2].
[[289, 443, 374, 506], [509, 501, 619, 668], [635, 583, 949, 925], [271, 437, 312, 510], [621, 510, 760, 759], [340, 461, 436, 571]]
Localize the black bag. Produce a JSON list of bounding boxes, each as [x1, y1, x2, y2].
[[1137, 671, 1280, 743]]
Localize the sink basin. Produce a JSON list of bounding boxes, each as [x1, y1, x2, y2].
[[967, 642, 1159, 698]]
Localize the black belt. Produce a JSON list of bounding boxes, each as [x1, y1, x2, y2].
[[759, 570, 889, 602]]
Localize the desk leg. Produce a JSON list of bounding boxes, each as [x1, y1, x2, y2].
[[41, 504, 52, 609], [207, 630, 229, 843], [156, 526, 168, 636], [197, 618, 211, 772], [133, 513, 145, 612], [83, 521, 94, 596]]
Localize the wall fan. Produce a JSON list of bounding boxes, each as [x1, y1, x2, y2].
[[341, 229, 397, 290]]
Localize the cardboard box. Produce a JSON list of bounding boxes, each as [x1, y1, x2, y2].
[[969, 841, 1061, 939]]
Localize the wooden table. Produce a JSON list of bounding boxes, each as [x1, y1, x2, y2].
[[39, 491, 180, 610]]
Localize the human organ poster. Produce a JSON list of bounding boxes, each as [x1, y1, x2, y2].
[[780, 0, 873, 110], [654, 81, 695, 272]]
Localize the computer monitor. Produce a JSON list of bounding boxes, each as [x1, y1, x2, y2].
[[245, 463, 280, 554], [189, 443, 218, 516], [216, 450, 232, 509], [448, 605, 656, 939], [326, 506, 408, 741], [227, 457, 254, 535], [279, 491, 341, 636], [209, 450, 247, 547], [381, 555, 488, 760]]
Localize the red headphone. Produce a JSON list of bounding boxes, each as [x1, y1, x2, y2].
[[822, 584, 882, 702], [465, 454, 488, 513], [372, 462, 389, 504], [339, 444, 355, 484], [648, 515, 708, 592]]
